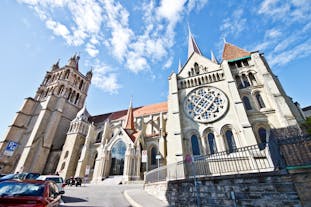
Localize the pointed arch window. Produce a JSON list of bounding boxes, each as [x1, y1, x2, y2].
[[151, 147, 157, 165], [95, 131, 103, 143], [249, 73, 257, 86], [194, 62, 200, 75], [207, 133, 217, 154], [242, 74, 250, 87], [258, 127, 267, 144], [58, 85, 64, 96], [258, 127, 267, 150], [225, 130, 237, 153], [191, 135, 200, 156], [255, 92, 266, 109], [242, 96, 252, 110], [236, 75, 243, 89]]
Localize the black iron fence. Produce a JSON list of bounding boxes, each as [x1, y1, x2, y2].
[[145, 135, 311, 183], [145, 144, 274, 183]]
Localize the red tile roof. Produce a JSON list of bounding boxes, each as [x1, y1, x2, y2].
[[89, 102, 168, 124], [222, 43, 250, 61]]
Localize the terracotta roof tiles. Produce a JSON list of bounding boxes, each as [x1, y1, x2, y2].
[[222, 42, 250, 61], [89, 102, 167, 124]]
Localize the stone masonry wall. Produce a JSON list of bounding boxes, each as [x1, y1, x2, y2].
[[145, 171, 303, 207]]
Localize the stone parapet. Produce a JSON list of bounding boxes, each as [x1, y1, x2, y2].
[[145, 171, 303, 207]]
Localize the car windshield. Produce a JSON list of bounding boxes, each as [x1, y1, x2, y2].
[[0, 181, 44, 197], [45, 177, 63, 183], [14, 173, 40, 180]]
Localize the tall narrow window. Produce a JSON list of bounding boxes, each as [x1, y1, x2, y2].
[[258, 128, 267, 144], [236, 75, 243, 89], [225, 130, 237, 153], [191, 135, 200, 156], [249, 73, 257, 86], [207, 133, 217, 154], [242, 74, 250, 87], [242, 96, 252, 110], [255, 92, 266, 109], [95, 131, 103, 143], [258, 127, 267, 150], [151, 147, 157, 165]]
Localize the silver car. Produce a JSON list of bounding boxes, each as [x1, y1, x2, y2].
[[36, 175, 65, 194]]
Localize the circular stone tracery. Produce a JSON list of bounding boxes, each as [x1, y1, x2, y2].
[[184, 86, 229, 123]]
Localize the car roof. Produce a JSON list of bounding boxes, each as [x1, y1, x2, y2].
[[37, 175, 62, 178], [2, 179, 47, 184]]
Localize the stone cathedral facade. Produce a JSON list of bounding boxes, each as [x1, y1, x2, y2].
[[0, 31, 305, 183]]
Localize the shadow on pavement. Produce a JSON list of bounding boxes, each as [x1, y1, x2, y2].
[[61, 195, 87, 203]]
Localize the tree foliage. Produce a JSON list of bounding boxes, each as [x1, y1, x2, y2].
[[302, 117, 311, 135]]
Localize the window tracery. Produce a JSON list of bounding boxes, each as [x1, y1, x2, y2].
[[184, 87, 228, 123]]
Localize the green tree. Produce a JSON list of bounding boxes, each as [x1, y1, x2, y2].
[[302, 117, 311, 135]]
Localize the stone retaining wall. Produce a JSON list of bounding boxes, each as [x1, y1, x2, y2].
[[145, 171, 304, 207]]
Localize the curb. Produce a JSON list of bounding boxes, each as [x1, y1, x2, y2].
[[123, 190, 143, 207]]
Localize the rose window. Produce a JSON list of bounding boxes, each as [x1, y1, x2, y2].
[[184, 86, 228, 123]]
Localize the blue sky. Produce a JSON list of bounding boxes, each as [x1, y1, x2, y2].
[[1, 0, 311, 139]]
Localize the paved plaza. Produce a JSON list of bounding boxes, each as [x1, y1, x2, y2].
[[60, 183, 141, 207]]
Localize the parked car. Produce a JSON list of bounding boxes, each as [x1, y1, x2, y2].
[[0, 179, 63, 207], [0, 172, 41, 182], [0, 173, 16, 182], [37, 175, 65, 194], [14, 172, 41, 180]]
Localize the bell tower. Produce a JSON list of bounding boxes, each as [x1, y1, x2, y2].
[[0, 55, 92, 174]]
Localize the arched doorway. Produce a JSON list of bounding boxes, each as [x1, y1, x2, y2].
[[110, 140, 126, 175]]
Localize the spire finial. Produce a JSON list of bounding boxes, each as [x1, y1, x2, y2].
[[187, 24, 202, 58], [123, 96, 135, 131], [223, 37, 227, 44], [210, 50, 218, 64], [178, 59, 182, 73]]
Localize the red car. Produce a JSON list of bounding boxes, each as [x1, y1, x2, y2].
[[0, 179, 63, 207]]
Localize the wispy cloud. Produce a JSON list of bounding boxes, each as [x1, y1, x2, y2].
[[220, 8, 247, 38], [17, 0, 210, 91], [92, 63, 121, 94]]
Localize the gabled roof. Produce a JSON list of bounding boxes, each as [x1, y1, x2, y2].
[[88, 102, 168, 125], [222, 42, 250, 61]]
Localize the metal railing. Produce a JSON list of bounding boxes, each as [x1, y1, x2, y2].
[[145, 144, 274, 183]]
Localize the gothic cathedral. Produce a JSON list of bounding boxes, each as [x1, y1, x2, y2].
[[0, 30, 305, 183]]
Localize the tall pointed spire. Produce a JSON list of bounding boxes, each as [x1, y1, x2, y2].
[[210, 50, 218, 64], [187, 25, 202, 58], [123, 97, 135, 131], [178, 59, 182, 73]]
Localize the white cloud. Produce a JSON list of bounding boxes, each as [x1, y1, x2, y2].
[[157, 0, 186, 25], [85, 43, 99, 57], [268, 38, 311, 67], [186, 0, 209, 12], [45, 19, 70, 39], [92, 64, 121, 94], [220, 9, 247, 38], [126, 51, 148, 73], [17, 0, 211, 93], [102, 0, 133, 61], [265, 29, 281, 39], [163, 57, 173, 70]]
